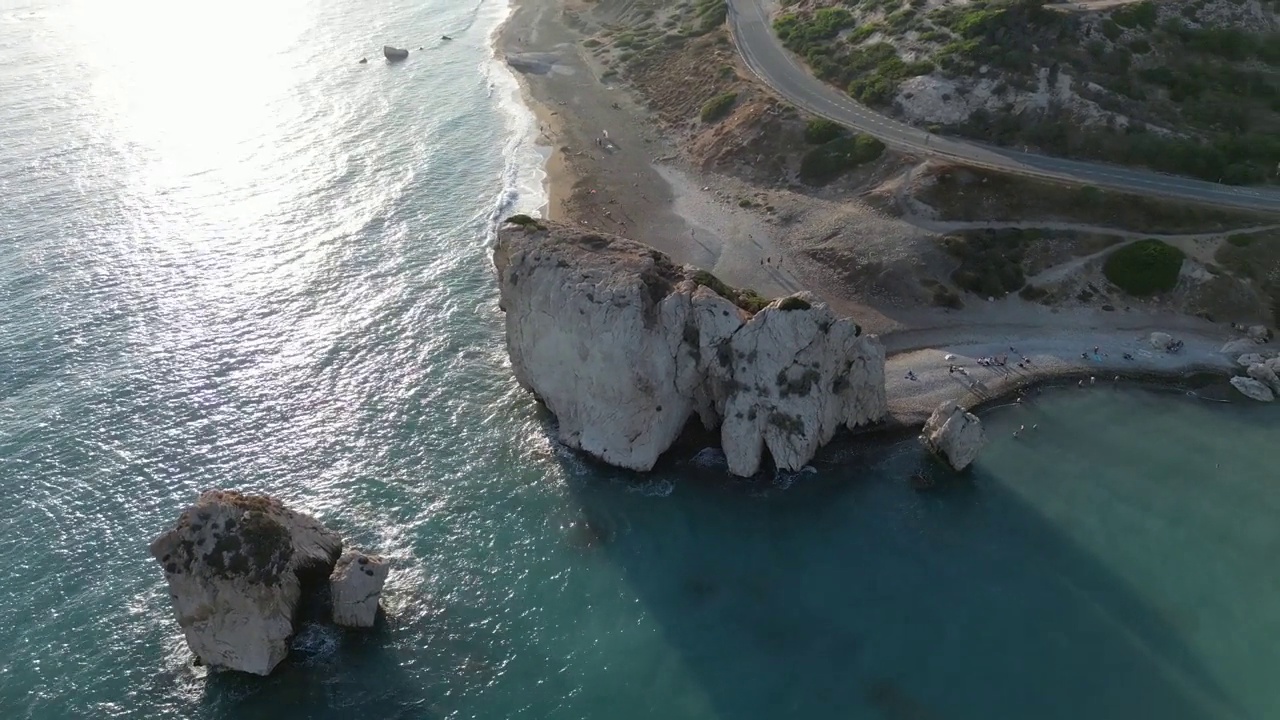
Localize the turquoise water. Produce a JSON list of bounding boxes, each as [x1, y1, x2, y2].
[[2, 1, 1280, 718]]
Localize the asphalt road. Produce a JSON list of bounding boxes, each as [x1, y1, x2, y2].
[[727, 0, 1280, 213]]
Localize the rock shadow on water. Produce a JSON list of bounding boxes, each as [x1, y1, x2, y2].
[[557, 437, 1248, 720], [192, 620, 437, 720]]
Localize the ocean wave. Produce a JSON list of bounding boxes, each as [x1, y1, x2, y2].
[[480, 0, 550, 242]]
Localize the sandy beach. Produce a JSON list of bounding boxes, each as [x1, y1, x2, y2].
[[497, 0, 1268, 421]]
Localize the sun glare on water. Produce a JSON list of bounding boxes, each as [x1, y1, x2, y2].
[[62, 0, 318, 183]]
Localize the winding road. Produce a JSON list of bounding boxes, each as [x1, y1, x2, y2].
[[726, 0, 1280, 213]]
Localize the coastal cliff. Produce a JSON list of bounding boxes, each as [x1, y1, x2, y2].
[[493, 218, 886, 476]]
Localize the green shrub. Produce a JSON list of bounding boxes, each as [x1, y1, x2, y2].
[[804, 118, 846, 144], [1227, 234, 1257, 247], [799, 134, 885, 185], [1103, 239, 1186, 295], [693, 0, 727, 35], [1100, 19, 1122, 40], [1128, 38, 1151, 54], [700, 92, 738, 122], [693, 270, 771, 313], [942, 230, 1030, 297]]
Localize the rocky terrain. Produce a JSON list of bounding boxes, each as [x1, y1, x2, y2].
[[775, 0, 1280, 183], [493, 217, 887, 476]]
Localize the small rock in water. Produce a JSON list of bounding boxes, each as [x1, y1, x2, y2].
[[329, 550, 390, 628]]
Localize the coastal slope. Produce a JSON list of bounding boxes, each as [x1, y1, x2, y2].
[[493, 218, 886, 476]]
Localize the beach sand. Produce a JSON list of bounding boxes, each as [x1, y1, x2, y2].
[[498, 0, 803, 299]]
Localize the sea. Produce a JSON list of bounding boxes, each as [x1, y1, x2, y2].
[[1, 0, 1279, 718]]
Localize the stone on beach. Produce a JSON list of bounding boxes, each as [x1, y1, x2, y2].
[[1149, 332, 1174, 351], [150, 490, 342, 675], [329, 550, 390, 628], [920, 399, 986, 471], [492, 220, 886, 477], [1230, 376, 1275, 402]]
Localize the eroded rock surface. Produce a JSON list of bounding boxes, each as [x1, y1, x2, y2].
[[1231, 376, 1275, 402], [920, 400, 986, 471], [493, 220, 887, 476], [150, 490, 341, 675], [330, 550, 390, 628]]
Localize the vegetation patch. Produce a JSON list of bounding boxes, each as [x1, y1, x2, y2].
[[804, 118, 846, 144], [799, 134, 885, 185], [915, 168, 1279, 233], [700, 91, 738, 122], [941, 229, 1032, 297], [1103, 240, 1186, 296], [692, 269, 770, 313]]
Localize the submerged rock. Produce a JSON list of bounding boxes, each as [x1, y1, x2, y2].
[[492, 220, 886, 477], [329, 550, 390, 628], [1230, 376, 1275, 402], [920, 400, 985, 471], [150, 490, 342, 675]]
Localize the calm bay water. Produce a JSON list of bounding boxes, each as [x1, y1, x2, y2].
[[2, 1, 1279, 718]]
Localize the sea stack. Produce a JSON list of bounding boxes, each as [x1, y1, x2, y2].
[[329, 550, 390, 628], [492, 218, 887, 477], [383, 45, 409, 61], [920, 400, 986, 471], [150, 490, 342, 675]]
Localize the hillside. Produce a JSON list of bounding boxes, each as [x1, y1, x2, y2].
[[774, 0, 1280, 183]]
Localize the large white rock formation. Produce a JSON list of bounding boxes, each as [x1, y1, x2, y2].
[[330, 550, 390, 628], [493, 220, 887, 477], [920, 400, 986, 471], [150, 490, 342, 675]]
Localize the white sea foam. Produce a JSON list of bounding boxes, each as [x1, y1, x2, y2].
[[482, 0, 550, 238]]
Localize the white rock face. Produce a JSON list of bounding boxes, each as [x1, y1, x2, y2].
[[329, 550, 390, 628], [1247, 324, 1272, 342], [919, 400, 986, 471], [1231, 376, 1275, 402], [1149, 332, 1174, 350], [150, 490, 342, 676], [493, 221, 887, 477]]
